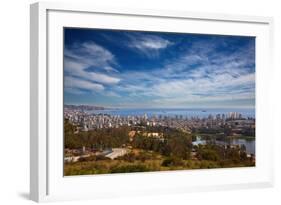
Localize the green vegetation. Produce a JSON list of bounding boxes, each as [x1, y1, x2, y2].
[[111, 165, 151, 173], [64, 119, 130, 149], [64, 119, 255, 176], [161, 157, 185, 167], [132, 132, 191, 159]]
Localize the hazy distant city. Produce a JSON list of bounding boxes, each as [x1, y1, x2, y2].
[[64, 105, 254, 133]]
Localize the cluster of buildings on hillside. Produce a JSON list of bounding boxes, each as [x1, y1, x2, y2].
[[64, 107, 255, 134]]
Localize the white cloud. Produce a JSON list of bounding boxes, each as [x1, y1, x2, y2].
[[64, 76, 104, 93], [80, 42, 115, 65], [126, 34, 173, 58], [64, 87, 87, 95], [64, 33, 255, 109], [64, 59, 120, 85], [150, 71, 254, 97], [104, 66, 119, 73], [135, 36, 171, 50], [87, 72, 120, 85], [113, 41, 255, 103], [65, 42, 116, 67], [64, 41, 122, 95]]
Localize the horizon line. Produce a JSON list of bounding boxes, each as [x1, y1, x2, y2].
[[64, 104, 255, 110]]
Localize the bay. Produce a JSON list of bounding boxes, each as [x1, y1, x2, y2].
[[86, 108, 255, 118]]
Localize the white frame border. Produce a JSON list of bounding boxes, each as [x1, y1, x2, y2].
[[30, 2, 274, 202]]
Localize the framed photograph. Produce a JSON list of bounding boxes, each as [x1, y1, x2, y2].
[[30, 2, 274, 202]]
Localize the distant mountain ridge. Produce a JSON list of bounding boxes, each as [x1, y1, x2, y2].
[[64, 104, 105, 111]]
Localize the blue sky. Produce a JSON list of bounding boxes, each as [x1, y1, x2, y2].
[[64, 28, 255, 109]]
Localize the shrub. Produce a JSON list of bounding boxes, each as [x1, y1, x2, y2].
[[161, 157, 184, 167], [198, 149, 220, 161], [110, 165, 150, 173], [78, 155, 109, 162]]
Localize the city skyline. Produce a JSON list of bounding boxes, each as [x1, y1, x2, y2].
[[64, 28, 255, 109]]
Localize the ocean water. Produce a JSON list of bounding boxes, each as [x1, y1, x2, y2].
[[87, 108, 255, 118]]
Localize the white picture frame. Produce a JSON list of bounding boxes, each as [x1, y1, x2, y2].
[[30, 2, 274, 202]]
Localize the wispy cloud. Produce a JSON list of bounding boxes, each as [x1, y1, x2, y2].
[[64, 76, 104, 93], [131, 35, 171, 49], [126, 33, 173, 58], [64, 41, 121, 94], [65, 41, 117, 68], [109, 38, 255, 108], [64, 29, 255, 108]]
